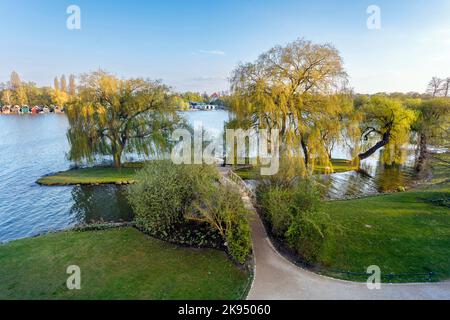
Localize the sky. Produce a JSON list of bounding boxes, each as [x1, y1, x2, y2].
[[0, 0, 449, 94]]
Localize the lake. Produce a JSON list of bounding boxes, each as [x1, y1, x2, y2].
[[0, 111, 229, 242], [0, 111, 420, 242]]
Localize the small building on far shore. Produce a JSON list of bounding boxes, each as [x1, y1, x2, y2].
[[20, 106, 30, 114], [1, 105, 11, 114], [189, 102, 216, 111], [11, 105, 20, 114], [31, 106, 41, 114], [54, 106, 64, 114]]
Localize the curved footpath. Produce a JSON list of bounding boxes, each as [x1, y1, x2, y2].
[[220, 168, 450, 300], [220, 168, 450, 299], [245, 200, 450, 300]]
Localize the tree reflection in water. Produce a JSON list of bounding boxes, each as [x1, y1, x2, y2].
[[70, 185, 134, 224], [322, 149, 426, 199]]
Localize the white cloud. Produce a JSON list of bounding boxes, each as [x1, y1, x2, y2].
[[197, 50, 226, 56], [190, 76, 226, 82], [170, 75, 228, 93]]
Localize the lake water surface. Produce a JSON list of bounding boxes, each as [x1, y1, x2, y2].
[[0, 111, 419, 242], [0, 111, 229, 242]]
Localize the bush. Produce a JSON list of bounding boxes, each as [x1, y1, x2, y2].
[[258, 177, 332, 264], [128, 161, 191, 233], [259, 187, 292, 238], [127, 160, 251, 264], [189, 184, 252, 264], [127, 161, 219, 236]]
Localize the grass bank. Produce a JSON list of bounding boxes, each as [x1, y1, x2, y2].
[[235, 158, 357, 180], [0, 227, 250, 300], [37, 164, 143, 186], [317, 153, 450, 282]]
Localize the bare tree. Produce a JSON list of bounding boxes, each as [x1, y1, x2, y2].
[[441, 77, 450, 97], [427, 77, 443, 97]]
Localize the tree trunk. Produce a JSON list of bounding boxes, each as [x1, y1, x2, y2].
[[358, 131, 390, 161], [113, 151, 122, 168], [112, 142, 123, 168], [301, 138, 309, 168], [416, 133, 428, 172], [112, 137, 126, 168]]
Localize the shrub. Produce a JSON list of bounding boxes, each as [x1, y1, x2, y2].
[[259, 187, 292, 238], [128, 161, 191, 233], [257, 176, 332, 264], [127, 161, 219, 232], [127, 160, 251, 263], [285, 208, 328, 264], [188, 184, 252, 264]]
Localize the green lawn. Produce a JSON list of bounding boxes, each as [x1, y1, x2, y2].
[[235, 158, 357, 180], [0, 228, 250, 300], [37, 166, 141, 186], [315, 158, 359, 174], [429, 153, 450, 185], [318, 155, 450, 282]]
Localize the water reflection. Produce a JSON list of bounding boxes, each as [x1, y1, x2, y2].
[[0, 112, 229, 242], [0, 112, 429, 242], [322, 148, 423, 199], [70, 185, 133, 224]]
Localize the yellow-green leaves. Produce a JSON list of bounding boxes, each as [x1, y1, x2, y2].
[[230, 38, 351, 171], [358, 96, 417, 165], [66, 71, 181, 168]]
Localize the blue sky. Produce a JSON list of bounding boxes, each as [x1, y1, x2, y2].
[[1, 0, 449, 93]]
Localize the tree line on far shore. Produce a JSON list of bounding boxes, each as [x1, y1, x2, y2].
[[0, 71, 224, 110], [0, 71, 75, 108]]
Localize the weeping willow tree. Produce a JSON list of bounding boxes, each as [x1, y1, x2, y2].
[[406, 97, 450, 171], [66, 71, 181, 168], [229, 38, 353, 173], [356, 96, 417, 166]]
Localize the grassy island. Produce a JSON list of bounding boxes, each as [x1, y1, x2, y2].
[[37, 165, 143, 186], [235, 158, 358, 180]]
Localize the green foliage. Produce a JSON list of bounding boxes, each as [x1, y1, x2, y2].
[[189, 184, 252, 264], [66, 70, 183, 168], [407, 97, 450, 148], [285, 179, 330, 263], [127, 161, 215, 233], [259, 186, 292, 238], [357, 96, 417, 164], [170, 94, 190, 110], [182, 91, 207, 103], [127, 161, 251, 263], [229, 38, 352, 169], [258, 176, 332, 264], [258, 155, 307, 188]]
